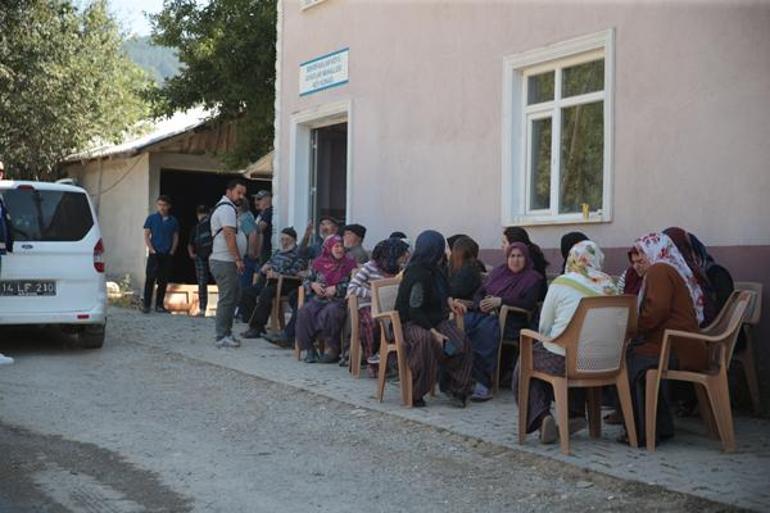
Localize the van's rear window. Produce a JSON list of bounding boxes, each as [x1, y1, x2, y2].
[[0, 189, 94, 242]]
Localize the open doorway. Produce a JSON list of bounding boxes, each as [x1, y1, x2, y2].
[[310, 122, 347, 225], [160, 169, 268, 284]]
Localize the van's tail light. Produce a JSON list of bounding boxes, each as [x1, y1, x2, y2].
[[94, 238, 105, 273]]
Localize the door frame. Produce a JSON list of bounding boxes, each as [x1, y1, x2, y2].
[[288, 99, 352, 230]]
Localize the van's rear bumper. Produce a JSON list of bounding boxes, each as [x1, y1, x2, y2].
[[0, 303, 106, 325]]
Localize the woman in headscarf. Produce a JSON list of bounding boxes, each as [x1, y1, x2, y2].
[[559, 232, 589, 274], [502, 227, 549, 295], [395, 230, 474, 408], [448, 235, 485, 301], [513, 241, 617, 445], [347, 238, 410, 377], [663, 227, 719, 325], [464, 242, 545, 401], [296, 235, 358, 364], [623, 232, 706, 446]]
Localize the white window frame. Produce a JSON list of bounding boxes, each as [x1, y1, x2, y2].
[[501, 29, 615, 226]]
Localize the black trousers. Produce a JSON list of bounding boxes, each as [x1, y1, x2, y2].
[[245, 279, 300, 331], [144, 253, 173, 309]]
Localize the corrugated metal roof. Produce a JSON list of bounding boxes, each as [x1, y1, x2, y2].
[[63, 107, 214, 163]]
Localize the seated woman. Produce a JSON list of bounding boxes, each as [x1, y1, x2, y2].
[[624, 232, 707, 445], [464, 242, 545, 401], [347, 238, 410, 377], [395, 230, 474, 408], [295, 235, 357, 364], [448, 235, 485, 302], [502, 227, 549, 297], [513, 241, 617, 444]]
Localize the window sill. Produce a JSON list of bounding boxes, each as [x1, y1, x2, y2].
[[507, 212, 611, 227]]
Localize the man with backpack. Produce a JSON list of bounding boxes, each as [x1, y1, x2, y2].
[[187, 205, 212, 317], [209, 179, 248, 348]]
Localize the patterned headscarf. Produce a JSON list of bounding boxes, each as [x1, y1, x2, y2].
[[312, 235, 358, 286], [558, 240, 618, 296], [633, 232, 705, 324], [371, 238, 410, 275]]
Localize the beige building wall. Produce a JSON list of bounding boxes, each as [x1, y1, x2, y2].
[[66, 154, 151, 288], [275, 1, 770, 408]]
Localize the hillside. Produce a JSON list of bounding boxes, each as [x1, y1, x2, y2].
[[123, 35, 181, 84]]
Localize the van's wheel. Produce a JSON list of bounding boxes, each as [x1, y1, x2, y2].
[[77, 324, 106, 349]]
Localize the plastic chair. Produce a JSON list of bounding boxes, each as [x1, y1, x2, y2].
[[518, 295, 639, 455], [644, 290, 753, 453], [733, 282, 762, 414], [370, 277, 410, 405], [492, 305, 535, 395]]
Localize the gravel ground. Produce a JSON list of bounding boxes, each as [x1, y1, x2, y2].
[[0, 323, 744, 513]]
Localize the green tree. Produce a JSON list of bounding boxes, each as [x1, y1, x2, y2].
[[0, 0, 153, 180], [150, 0, 277, 169]]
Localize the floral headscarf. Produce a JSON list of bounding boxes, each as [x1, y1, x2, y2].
[[633, 232, 705, 324], [558, 240, 618, 296], [311, 235, 358, 286]]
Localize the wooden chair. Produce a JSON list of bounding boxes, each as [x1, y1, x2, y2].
[[518, 295, 639, 455], [644, 290, 753, 453], [266, 274, 302, 333], [492, 305, 535, 395], [347, 294, 362, 377], [733, 282, 763, 414]]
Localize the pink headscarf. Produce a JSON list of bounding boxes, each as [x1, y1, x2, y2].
[[312, 235, 357, 286], [634, 232, 705, 324]]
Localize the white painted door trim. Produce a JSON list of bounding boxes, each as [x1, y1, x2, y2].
[[287, 99, 353, 230]]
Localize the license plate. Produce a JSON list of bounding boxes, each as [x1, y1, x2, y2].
[[0, 280, 57, 296]]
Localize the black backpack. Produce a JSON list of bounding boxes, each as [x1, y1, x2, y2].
[[194, 201, 237, 259]]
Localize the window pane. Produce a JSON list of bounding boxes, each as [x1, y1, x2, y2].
[[559, 101, 603, 214], [529, 117, 552, 210], [562, 59, 604, 98], [527, 72, 554, 105], [0, 190, 94, 241]]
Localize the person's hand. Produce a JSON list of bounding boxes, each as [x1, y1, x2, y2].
[[235, 259, 245, 274], [261, 263, 271, 274], [448, 298, 467, 316], [188, 250, 196, 259], [148, 247, 156, 255], [311, 283, 325, 296], [479, 296, 502, 313], [430, 328, 448, 344], [304, 221, 314, 236], [324, 286, 336, 297]]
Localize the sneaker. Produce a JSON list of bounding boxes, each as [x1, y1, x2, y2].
[[366, 353, 381, 365], [141, 306, 151, 314], [215, 335, 240, 348], [155, 306, 170, 314], [303, 349, 320, 363], [539, 415, 558, 444], [470, 383, 493, 402], [196, 311, 206, 318], [0, 354, 14, 365], [319, 352, 340, 364]]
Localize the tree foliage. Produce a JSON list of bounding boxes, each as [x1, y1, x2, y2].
[[150, 0, 277, 169], [0, 0, 153, 179]]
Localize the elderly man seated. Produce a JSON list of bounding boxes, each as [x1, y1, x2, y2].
[[241, 227, 305, 339]]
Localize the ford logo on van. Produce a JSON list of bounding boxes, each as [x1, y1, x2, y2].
[[21, 244, 33, 249]]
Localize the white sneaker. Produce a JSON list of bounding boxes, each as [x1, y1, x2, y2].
[[0, 354, 14, 365], [215, 335, 240, 348]]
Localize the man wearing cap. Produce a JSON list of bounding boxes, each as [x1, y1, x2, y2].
[[241, 227, 305, 340], [253, 190, 274, 265], [343, 223, 369, 265], [299, 215, 339, 261]]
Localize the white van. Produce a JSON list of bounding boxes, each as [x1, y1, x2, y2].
[[0, 180, 107, 347]]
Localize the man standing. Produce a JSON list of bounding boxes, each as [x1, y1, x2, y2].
[[142, 195, 179, 314], [253, 190, 273, 265], [209, 179, 248, 348], [187, 205, 211, 317], [238, 199, 258, 294], [343, 223, 369, 265]]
